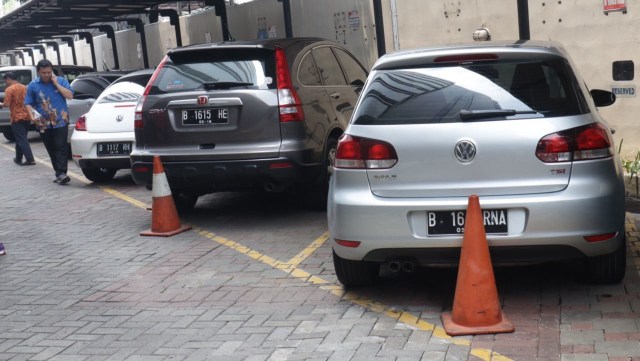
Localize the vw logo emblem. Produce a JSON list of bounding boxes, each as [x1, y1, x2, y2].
[[454, 140, 476, 162], [197, 95, 208, 105], [116, 114, 123, 122]]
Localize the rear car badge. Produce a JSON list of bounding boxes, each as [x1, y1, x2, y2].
[[197, 95, 208, 105], [454, 140, 476, 162]]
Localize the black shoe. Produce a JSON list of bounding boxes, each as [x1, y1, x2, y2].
[[13, 158, 22, 165], [57, 174, 70, 184], [21, 161, 36, 166]]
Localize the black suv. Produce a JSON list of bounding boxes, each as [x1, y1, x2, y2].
[[130, 38, 368, 210]]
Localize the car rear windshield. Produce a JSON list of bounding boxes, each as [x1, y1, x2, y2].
[[353, 57, 589, 125], [0, 70, 32, 92], [148, 48, 276, 95]]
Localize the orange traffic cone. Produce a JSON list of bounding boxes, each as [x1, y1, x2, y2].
[[140, 156, 192, 237], [441, 195, 514, 336]]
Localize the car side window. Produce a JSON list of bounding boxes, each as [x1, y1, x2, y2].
[[298, 52, 322, 86], [333, 48, 367, 86], [312, 46, 347, 86]]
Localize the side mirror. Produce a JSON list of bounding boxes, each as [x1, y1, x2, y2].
[[350, 79, 365, 94], [590, 89, 616, 107]]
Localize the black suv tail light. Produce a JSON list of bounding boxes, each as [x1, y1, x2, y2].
[[135, 56, 168, 129], [275, 48, 304, 122], [536, 123, 613, 163]]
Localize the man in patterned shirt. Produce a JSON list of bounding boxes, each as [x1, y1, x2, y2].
[[25, 59, 74, 184]]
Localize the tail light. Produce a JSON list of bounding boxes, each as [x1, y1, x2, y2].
[[74, 115, 86, 131], [135, 55, 168, 129], [275, 48, 304, 122], [334, 135, 398, 169], [536, 123, 613, 163]]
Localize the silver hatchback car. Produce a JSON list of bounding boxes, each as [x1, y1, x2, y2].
[[328, 41, 626, 287]]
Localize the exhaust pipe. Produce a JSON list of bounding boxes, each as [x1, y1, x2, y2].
[[401, 260, 415, 273], [387, 260, 401, 272]]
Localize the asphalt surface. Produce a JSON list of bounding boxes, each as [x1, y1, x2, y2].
[[0, 135, 639, 361]]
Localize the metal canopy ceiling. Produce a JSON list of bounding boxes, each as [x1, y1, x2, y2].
[[0, 0, 175, 52]]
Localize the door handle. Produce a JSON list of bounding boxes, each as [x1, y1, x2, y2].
[[330, 92, 341, 99]]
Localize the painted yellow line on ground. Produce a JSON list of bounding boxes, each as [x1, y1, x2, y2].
[[100, 186, 150, 210], [286, 231, 330, 265], [192, 226, 510, 361], [1, 142, 90, 185]]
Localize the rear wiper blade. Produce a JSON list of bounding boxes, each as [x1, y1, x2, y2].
[[459, 109, 538, 121], [202, 81, 253, 90]]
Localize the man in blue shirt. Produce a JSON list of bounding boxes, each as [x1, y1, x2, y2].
[[25, 59, 74, 184]]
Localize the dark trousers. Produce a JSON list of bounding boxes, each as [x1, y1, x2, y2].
[[11, 120, 34, 163], [40, 125, 68, 177]]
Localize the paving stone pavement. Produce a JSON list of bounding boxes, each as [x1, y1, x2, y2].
[[1, 139, 640, 361]]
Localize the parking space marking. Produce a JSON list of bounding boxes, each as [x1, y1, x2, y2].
[[100, 187, 150, 210], [286, 231, 330, 266], [194, 227, 510, 361]]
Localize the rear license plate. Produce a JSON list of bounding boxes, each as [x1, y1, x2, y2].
[[97, 142, 132, 156], [427, 209, 508, 235], [182, 108, 229, 125]]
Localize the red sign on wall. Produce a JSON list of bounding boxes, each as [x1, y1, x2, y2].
[[604, 0, 627, 13]]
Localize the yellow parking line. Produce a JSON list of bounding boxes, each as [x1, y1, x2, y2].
[[192, 226, 510, 361], [285, 231, 330, 266], [100, 186, 150, 210]]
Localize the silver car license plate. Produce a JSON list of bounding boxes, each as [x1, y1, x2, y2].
[[427, 209, 508, 235]]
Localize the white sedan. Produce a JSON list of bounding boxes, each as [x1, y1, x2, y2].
[[71, 69, 154, 182]]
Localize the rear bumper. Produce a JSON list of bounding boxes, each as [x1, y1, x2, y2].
[[328, 162, 626, 263], [130, 156, 319, 193], [78, 158, 131, 169]]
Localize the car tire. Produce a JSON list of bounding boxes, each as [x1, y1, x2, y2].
[[307, 136, 338, 210], [333, 250, 379, 287], [81, 167, 117, 183], [587, 240, 626, 284], [2, 128, 15, 142], [172, 191, 198, 213]]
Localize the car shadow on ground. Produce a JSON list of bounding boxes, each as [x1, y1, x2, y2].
[[626, 196, 640, 213]]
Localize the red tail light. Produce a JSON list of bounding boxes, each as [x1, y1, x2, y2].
[[135, 55, 168, 129], [335, 239, 361, 248], [536, 123, 613, 163], [275, 48, 304, 122], [134, 96, 145, 129], [334, 135, 398, 169], [584, 232, 617, 243], [74, 115, 86, 131]]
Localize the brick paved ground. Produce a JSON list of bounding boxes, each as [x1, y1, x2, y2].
[[0, 139, 639, 361]]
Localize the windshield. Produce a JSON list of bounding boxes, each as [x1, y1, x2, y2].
[[354, 57, 588, 125]]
